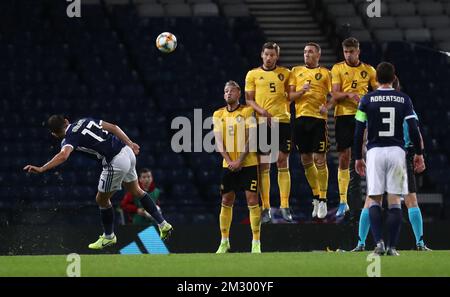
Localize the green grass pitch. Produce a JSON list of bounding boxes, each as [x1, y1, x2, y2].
[[0, 251, 449, 277]]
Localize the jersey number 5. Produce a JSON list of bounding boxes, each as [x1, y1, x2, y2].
[[379, 107, 395, 137], [269, 83, 276, 93]]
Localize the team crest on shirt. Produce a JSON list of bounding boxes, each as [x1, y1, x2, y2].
[[278, 73, 284, 81], [236, 115, 243, 122], [315, 73, 322, 80], [360, 70, 368, 78]]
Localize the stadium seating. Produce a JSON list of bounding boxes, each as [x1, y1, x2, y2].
[[0, 0, 266, 224], [2, 0, 449, 225]]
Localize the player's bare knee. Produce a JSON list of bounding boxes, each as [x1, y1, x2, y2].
[[405, 193, 418, 208], [338, 153, 350, 169], [368, 195, 383, 205], [363, 197, 372, 208], [245, 192, 258, 206], [96, 192, 112, 208], [259, 161, 270, 170], [314, 154, 326, 168], [277, 160, 287, 168], [300, 154, 314, 166], [277, 155, 289, 168], [221, 200, 234, 208], [387, 194, 402, 206], [221, 194, 235, 207], [123, 181, 144, 198], [131, 187, 144, 198]]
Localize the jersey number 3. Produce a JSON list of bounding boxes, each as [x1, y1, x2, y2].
[[379, 107, 395, 137]]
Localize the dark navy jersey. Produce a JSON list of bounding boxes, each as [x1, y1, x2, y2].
[[61, 118, 125, 163], [355, 88, 415, 151]]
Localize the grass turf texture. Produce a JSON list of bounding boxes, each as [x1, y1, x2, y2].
[[0, 251, 449, 277]]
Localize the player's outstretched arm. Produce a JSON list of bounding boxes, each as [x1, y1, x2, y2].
[[102, 121, 140, 155], [24, 145, 73, 174]]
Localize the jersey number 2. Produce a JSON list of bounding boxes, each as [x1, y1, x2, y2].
[[379, 107, 395, 137]]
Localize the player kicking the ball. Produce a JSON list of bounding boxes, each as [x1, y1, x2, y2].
[[24, 115, 173, 249]]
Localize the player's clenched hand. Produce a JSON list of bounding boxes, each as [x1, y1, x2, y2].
[[348, 93, 360, 103], [23, 165, 43, 174], [302, 83, 311, 92], [355, 159, 366, 177], [414, 154, 426, 173], [228, 160, 242, 172], [129, 142, 140, 155]]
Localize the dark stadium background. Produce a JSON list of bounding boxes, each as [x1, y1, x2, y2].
[[1, 0, 449, 254]]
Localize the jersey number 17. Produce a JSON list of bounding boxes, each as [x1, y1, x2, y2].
[[81, 121, 107, 142]]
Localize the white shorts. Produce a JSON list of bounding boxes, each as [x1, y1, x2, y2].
[[366, 146, 408, 196], [98, 146, 138, 193]]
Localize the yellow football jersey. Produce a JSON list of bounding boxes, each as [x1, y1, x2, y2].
[[331, 61, 377, 116], [245, 66, 291, 123], [289, 66, 331, 120], [213, 105, 258, 168]]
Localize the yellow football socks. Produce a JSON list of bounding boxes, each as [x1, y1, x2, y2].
[[304, 162, 320, 197], [260, 169, 271, 210], [248, 204, 261, 241], [219, 204, 233, 239], [316, 163, 329, 200], [278, 168, 291, 208], [338, 168, 350, 203]]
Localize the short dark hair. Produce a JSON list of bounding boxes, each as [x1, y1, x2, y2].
[[261, 42, 280, 55], [305, 42, 321, 53], [48, 114, 67, 134], [138, 168, 152, 177], [376, 62, 396, 84], [342, 37, 359, 49]]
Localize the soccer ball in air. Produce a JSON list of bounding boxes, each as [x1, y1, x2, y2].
[[155, 32, 177, 53]]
